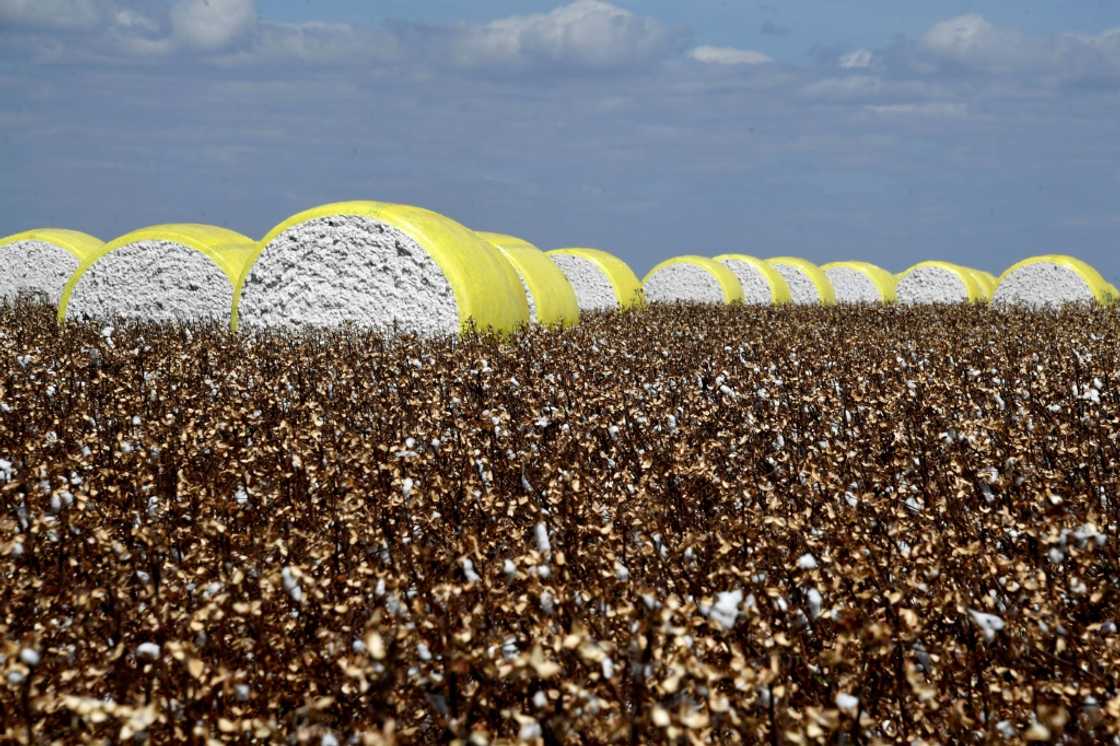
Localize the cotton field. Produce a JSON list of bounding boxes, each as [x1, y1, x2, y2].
[[2, 199, 1120, 743], [1, 300, 1120, 743]]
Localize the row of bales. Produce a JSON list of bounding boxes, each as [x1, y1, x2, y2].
[[2, 200, 1117, 337]]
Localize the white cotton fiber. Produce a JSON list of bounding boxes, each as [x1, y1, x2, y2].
[[0, 241, 80, 305], [825, 266, 881, 304], [994, 261, 1098, 308], [718, 258, 780, 305], [768, 262, 822, 305], [643, 263, 725, 304], [239, 216, 460, 336], [896, 265, 971, 304], [67, 241, 234, 323], [549, 254, 618, 312]]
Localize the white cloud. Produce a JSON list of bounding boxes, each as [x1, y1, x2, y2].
[[922, 14, 1045, 72], [690, 45, 772, 65], [170, 0, 255, 51], [0, 0, 103, 29], [838, 48, 873, 69], [865, 101, 967, 118], [454, 0, 679, 70]]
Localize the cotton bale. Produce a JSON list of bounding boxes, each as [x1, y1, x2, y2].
[[765, 257, 836, 305], [821, 261, 896, 304], [546, 248, 644, 312], [476, 231, 580, 327], [712, 254, 791, 305], [235, 202, 529, 336], [59, 225, 255, 327], [0, 229, 103, 305], [642, 255, 742, 304], [895, 261, 986, 305], [993, 255, 1118, 308]]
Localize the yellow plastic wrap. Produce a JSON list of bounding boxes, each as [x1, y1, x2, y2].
[[642, 255, 743, 304], [898, 261, 984, 303], [477, 232, 580, 327], [1, 228, 103, 261], [821, 261, 897, 303], [766, 257, 837, 305], [238, 202, 530, 335], [58, 224, 256, 325], [712, 253, 791, 305], [547, 248, 644, 309], [960, 267, 995, 302], [997, 254, 1117, 306]]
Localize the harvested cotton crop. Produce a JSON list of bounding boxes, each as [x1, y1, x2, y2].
[[476, 232, 580, 327], [994, 254, 1118, 308], [0, 229, 102, 306], [896, 261, 985, 305], [236, 202, 529, 336], [642, 255, 742, 304], [60, 225, 255, 328], [712, 254, 791, 305], [765, 257, 836, 305], [546, 248, 643, 312], [821, 261, 896, 304]]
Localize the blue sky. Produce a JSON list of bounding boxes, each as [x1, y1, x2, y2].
[[2, 0, 1119, 278]]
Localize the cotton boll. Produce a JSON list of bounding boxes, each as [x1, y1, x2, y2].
[[796, 553, 818, 570], [136, 642, 161, 661], [835, 692, 859, 716], [19, 648, 40, 667], [534, 522, 551, 556]]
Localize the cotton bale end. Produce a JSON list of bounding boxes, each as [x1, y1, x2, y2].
[[476, 232, 580, 327], [994, 255, 1117, 308], [821, 261, 896, 304], [546, 248, 644, 312], [712, 254, 791, 305], [235, 202, 529, 336], [0, 229, 103, 306], [896, 261, 985, 305], [59, 225, 254, 328], [642, 255, 742, 304], [765, 257, 836, 305]]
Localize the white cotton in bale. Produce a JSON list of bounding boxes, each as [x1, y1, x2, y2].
[[236, 202, 528, 336], [642, 255, 742, 304], [60, 225, 255, 327], [546, 248, 644, 312], [713, 254, 791, 305], [0, 229, 102, 306], [765, 257, 836, 305], [994, 255, 1117, 308], [821, 261, 897, 304], [896, 261, 984, 305]]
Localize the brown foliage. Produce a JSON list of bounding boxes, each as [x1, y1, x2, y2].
[[1, 300, 1119, 744]]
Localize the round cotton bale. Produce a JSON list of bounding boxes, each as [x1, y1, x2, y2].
[[59, 225, 255, 327], [994, 255, 1117, 308], [476, 231, 580, 327], [712, 254, 791, 305], [235, 202, 529, 336], [896, 261, 984, 305], [642, 255, 742, 304], [0, 229, 102, 305], [546, 248, 644, 312], [765, 257, 836, 305], [821, 261, 896, 304]]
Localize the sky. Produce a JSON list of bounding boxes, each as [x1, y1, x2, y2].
[[2, 0, 1119, 278]]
